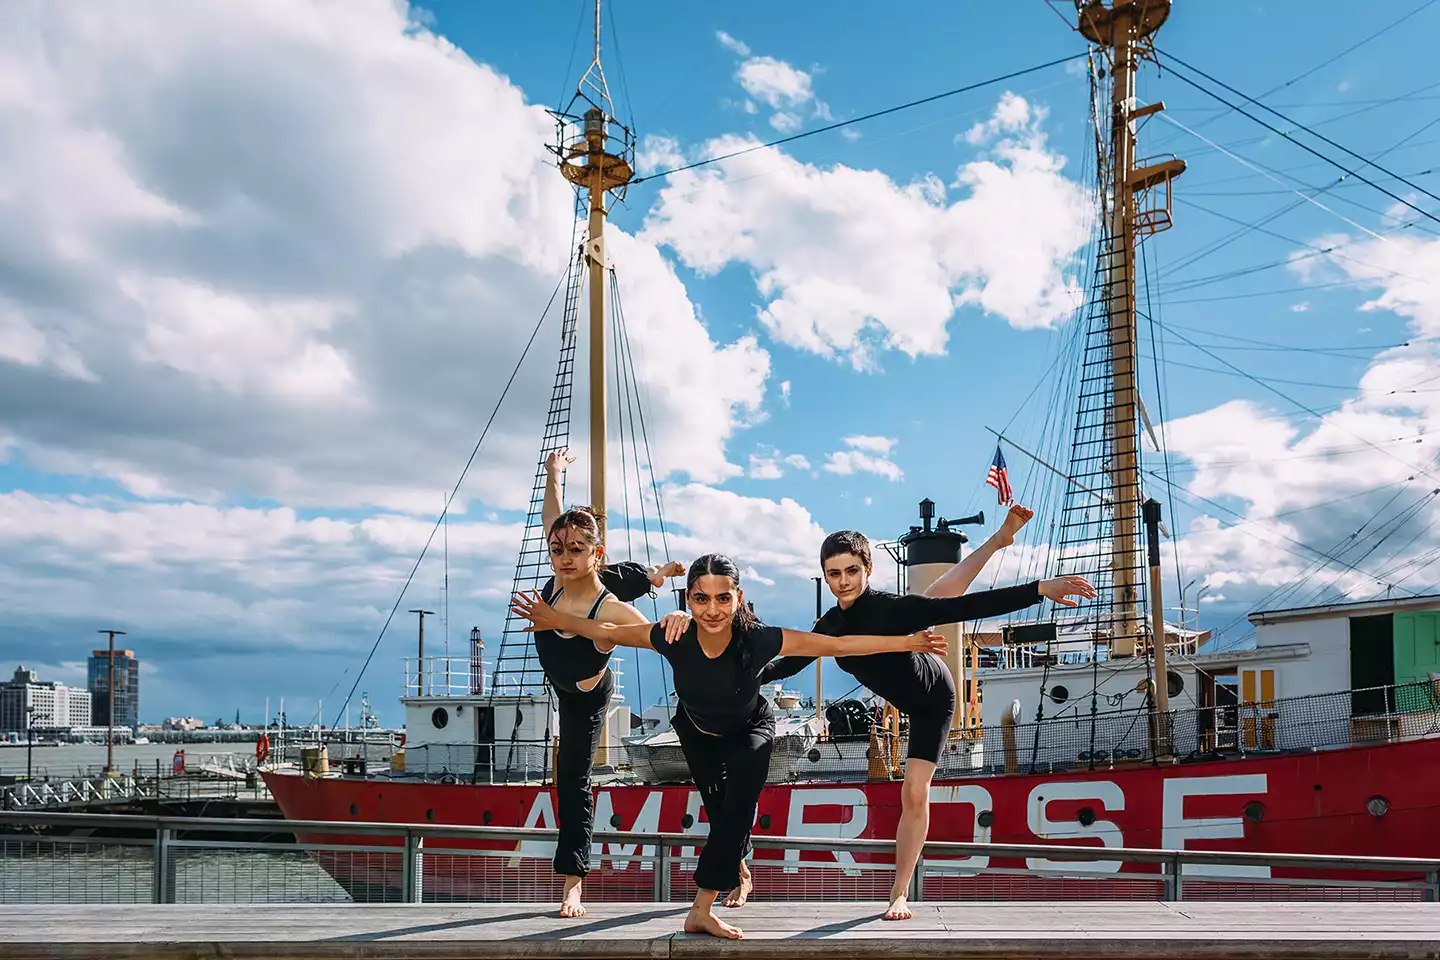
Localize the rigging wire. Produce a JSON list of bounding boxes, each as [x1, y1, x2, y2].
[[1158, 50, 1440, 211], [327, 262, 574, 729], [1157, 65, 1440, 229], [1143, 0, 1439, 151], [1146, 316, 1440, 487], [630, 53, 1087, 185]]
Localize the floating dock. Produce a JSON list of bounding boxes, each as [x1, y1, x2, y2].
[[3, 901, 1439, 959]]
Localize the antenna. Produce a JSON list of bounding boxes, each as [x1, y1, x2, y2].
[[547, 0, 636, 545]]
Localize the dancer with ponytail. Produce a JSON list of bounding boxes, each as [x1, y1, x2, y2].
[[511, 553, 948, 940], [533, 507, 653, 919]]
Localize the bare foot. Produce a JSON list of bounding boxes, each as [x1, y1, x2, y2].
[[684, 908, 744, 939], [559, 878, 585, 918], [995, 504, 1034, 547], [884, 894, 914, 921], [722, 871, 752, 908], [649, 560, 686, 587]]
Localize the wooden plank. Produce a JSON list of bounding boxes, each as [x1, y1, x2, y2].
[[0, 902, 1437, 959]]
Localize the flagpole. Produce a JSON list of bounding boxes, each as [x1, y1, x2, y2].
[[984, 427, 1111, 507]]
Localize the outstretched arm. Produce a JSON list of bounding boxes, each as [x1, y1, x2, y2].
[[510, 590, 656, 650], [925, 504, 1033, 598], [778, 629, 947, 660], [887, 575, 1095, 632], [541, 448, 576, 534]]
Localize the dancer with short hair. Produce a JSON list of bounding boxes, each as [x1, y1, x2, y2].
[[759, 506, 1094, 920]]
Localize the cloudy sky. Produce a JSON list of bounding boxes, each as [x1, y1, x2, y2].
[[1, 0, 1437, 726]]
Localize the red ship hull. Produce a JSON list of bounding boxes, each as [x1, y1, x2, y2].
[[264, 737, 1440, 902]]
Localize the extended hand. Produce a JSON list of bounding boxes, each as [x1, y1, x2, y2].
[[995, 504, 1035, 548], [510, 590, 561, 631], [545, 448, 576, 476], [905, 631, 949, 658], [1039, 575, 1097, 608], [659, 610, 693, 643], [649, 560, 687, 588]]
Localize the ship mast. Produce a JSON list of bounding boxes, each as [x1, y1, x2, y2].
[[1070, 2, 1184, 680], [552, 0, 635, 546]]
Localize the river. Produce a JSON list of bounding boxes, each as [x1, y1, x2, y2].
[[0, 742, 255, 779]]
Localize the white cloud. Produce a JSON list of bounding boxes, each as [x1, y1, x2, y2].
[[840, 435, 894, 455], [662, 483, 826, 582], [1290, 302, 1311, 312], [823, 436, 903, 481], [747, 446, 810, 480], [780, 380, 792, 406], [0, 0, 802, 720], [716, 30, 750, 57], [0, 0, 770, 513], [1157, 232, 1440, 630], [716, 38, 829, 135], [640, 94, 1090, 367]]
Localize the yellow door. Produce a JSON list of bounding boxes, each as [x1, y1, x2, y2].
[[1241, 668, 1276, 750]]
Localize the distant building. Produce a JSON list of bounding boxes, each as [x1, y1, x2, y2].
[[88, 649, 140, 730], [0, 666, 93, 733], [162, 716, 205, 732]]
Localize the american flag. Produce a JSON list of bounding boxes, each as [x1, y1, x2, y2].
[[985, 445, 1014, 506]]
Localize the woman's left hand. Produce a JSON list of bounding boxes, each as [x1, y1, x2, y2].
[[659, 610, 693, 644], [510, 590, 561, 631], [1039, 575, 1098, 608], [904, 631, 948, 657]]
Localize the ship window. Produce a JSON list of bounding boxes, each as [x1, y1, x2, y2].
[[1244, 801, 1266, 823], [431, 707, 449, 729], [1049, 685, 1069, 705]]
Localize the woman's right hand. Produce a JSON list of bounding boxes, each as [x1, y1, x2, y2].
[[903, 631, 948, 657], [659, 610, 693, 644], [510, 590, 562, 632], [545, 447, 576, 476]]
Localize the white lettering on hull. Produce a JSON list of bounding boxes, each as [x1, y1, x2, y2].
[[927, 784, 994, 877], [593, 790, 663, 870], [783, 788, 868, 876], [1162, 774, 1270, 879], [1026, 781, 1125, 875]]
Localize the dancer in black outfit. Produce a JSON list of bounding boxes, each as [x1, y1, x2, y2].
[[511, 553, 949, 940], [532, 507, 653, 918], [758, 514, 1095, 920], [542, 448, 684, 600]]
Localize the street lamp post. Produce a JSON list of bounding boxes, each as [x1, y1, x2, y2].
[[98, 629, 127, 775]]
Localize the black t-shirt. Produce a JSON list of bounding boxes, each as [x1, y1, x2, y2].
[[759, 581, 1042, 686], [649, 619, 785, 735]]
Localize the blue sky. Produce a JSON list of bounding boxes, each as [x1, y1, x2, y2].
[[0, 0, 1437, 726]]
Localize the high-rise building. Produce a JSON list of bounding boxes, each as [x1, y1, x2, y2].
[[0, 666, 93, 733], [88, 649, 140, 730]]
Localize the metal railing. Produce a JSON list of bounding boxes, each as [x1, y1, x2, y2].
[[3, 810, 1437, 906]]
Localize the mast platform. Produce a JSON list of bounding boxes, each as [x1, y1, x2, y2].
[[5, 901, 1439, 959]]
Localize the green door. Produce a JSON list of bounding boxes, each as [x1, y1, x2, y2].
[[1393, 610, 1440, 712]]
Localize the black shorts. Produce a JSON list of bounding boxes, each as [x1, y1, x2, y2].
[[836, 651, 957, 764]]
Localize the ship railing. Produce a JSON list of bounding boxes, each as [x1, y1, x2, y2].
[[2, 809, 1437, 905], [402, 657, 490, 698]]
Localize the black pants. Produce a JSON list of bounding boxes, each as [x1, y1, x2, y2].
[[672, 705, 774, 893], [552, 669, 614, 878]]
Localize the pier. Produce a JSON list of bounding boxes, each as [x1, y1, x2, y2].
[[3, 901, 1439, 958]]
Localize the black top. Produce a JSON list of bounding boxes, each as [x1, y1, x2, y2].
[[649, 619, 785, 736], [758, 581, 1041, 685], [542, 561, 652, 605], [534, 584, 614, 691]]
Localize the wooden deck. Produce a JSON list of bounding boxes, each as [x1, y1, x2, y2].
[[2, 901, 1438, 959]]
